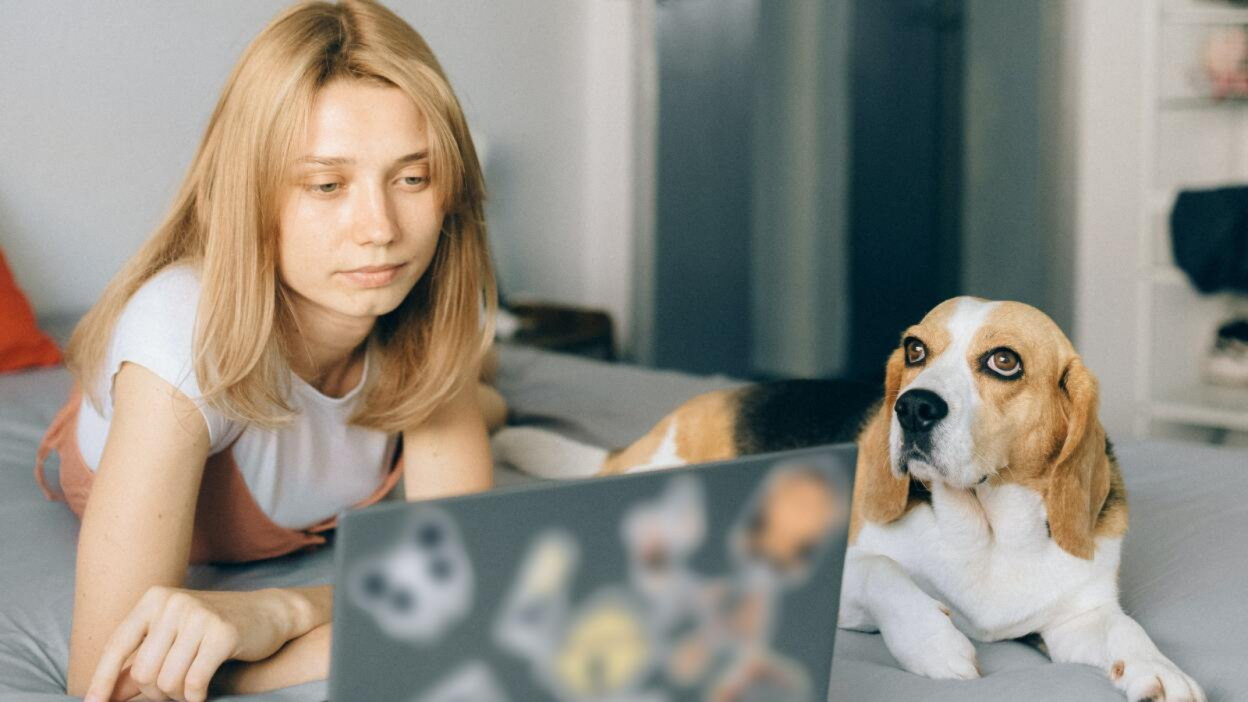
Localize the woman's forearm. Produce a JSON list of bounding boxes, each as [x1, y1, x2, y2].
[[210, 622, 333, 695], [280, 584, 334, 637], [207, 584, 333, 695], [68, 583, 336, 699]]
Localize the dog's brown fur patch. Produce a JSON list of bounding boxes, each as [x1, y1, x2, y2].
[[600, 389, 742, 475]]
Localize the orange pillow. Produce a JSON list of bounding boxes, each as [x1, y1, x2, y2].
[[0, 248, 63, 372]]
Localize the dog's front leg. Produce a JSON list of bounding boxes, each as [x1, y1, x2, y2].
[[1042, 604, 1206, 702], [838, 547, 980, 680]]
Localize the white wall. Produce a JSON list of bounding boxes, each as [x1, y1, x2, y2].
[[0, 1, 643, 350], [1066, 0, 1147, 438]]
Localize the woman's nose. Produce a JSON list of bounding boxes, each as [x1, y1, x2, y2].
[[354, 186, 397, 246]]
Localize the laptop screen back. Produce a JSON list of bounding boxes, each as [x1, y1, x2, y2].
[[330, 444, 855, 702]]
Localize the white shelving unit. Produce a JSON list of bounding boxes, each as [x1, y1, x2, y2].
[[1137, 0, 1248, 441]]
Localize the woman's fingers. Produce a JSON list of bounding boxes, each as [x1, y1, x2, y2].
[[156, 622, 205, 700], [128, 605, 181, 696], [85, 607, 152, 702], [110, 668, 142, 702], [182, 626, 238, 702], [87, 586, 290, 701], [92, 661, 143, 702]]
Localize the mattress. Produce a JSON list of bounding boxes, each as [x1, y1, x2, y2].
[[1, 314, 1244, 701]]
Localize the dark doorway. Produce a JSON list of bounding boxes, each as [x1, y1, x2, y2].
[[848, 0, 965, 380], [651, 0, 756, 378]]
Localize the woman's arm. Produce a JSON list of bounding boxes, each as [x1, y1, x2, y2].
[[210, 373, 498, 695], [403, 374, 495, 501], [202, 371, 498, 696], [208, 591, 334, 696], [68, 362, 211, 696], [210, 621, 332, 696], [69, 364, 322, 702]]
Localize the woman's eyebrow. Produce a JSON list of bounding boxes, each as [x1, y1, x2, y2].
[[393, 150, 428, 164], [294, 150, 428, 167]]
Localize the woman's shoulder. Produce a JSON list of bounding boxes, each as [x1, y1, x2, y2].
[[112, 264, 202, 347], [90, 262, 239, 453], [107, 263, 205, 395], [123, 264, 202, 318]]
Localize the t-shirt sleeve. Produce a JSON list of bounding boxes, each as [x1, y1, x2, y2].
[[99, 266, 239, 453]]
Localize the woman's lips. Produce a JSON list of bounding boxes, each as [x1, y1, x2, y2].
[[340, 263, 405, 288]]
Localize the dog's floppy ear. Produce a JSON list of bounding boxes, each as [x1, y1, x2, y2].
[[855, 348, 910, 525], [1045, 356, 1112, 560]]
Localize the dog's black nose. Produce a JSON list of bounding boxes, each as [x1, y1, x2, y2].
[[895, 389, 948, 434]]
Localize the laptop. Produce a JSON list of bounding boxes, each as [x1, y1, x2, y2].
[[329, 444, 856, 702]]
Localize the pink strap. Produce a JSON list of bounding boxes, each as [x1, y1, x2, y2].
[[33, 389, 79, 501], [34, 440, 61, 501]]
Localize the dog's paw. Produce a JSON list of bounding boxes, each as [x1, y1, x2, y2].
[[1109, 656, 1206, 702], [882, 603, 980, 680]]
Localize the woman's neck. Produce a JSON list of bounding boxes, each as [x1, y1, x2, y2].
[[286, 296, 375, 398]]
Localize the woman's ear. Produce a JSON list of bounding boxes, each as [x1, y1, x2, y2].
[[1045, 356, 1112, 560], [854, 348, 910, 525]]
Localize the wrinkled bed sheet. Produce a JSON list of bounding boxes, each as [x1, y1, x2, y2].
[[1, 314, 1245, 701]]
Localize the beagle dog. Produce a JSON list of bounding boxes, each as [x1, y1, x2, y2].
[[492, 297, 1205, 701]]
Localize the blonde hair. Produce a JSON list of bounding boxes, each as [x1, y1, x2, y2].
[[67, 0, 496, 433]]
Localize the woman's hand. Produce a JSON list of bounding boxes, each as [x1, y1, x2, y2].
[[85, 585, 311, 702]]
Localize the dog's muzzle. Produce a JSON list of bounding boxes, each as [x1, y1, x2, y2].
[[895, 389, 948, 437], [894, 388, 949, 476]]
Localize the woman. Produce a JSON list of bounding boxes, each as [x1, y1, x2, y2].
[[33, 1, 503, 699]]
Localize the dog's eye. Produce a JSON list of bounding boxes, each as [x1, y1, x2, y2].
[[986, 348, 1023, 378], [904, 338, 927, 366]]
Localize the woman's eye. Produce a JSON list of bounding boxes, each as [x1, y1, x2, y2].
[[402, 176, 428, 187], [308, 182, 340, 194], [986, 349, 1023, 378], [904, 338, 926, 366]]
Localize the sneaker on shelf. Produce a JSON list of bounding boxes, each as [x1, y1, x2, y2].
[[1205, 318, 1248, 387]]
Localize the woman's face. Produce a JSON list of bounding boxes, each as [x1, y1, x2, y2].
[[278, 79, 444, 327]]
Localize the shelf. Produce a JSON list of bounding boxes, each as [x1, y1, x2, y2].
[[1150, 383, 1248, 431], [1161, 96, 1248, 108], [1163, 6, 1248, 25]]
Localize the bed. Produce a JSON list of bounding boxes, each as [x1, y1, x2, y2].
[[2, 314, 1246, 701]]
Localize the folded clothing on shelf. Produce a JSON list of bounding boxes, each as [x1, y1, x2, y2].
[[1171, 186, 1248, 294], [1206, 318, 1248, 387]]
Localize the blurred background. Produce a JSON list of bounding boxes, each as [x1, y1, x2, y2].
[[3, 0, 1248, 445]]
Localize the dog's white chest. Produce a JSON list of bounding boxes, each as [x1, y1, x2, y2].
[[856, 482, 1118, 641]]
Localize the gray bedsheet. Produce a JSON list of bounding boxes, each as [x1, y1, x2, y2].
[[1, 315, 1245, 701]]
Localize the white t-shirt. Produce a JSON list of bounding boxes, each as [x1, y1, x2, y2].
[[75, 265, 398, 530]]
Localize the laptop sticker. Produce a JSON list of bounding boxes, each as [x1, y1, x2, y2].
[[695, 459, 845, 702], [551, 589, 658, 702], [494, 529, 579, 661], [347, 505, 475, 643], [410, 660, 510, 702], [706, 650, 812, 702], [729, 460, 846, 588], [621, 475, 708, 635]]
